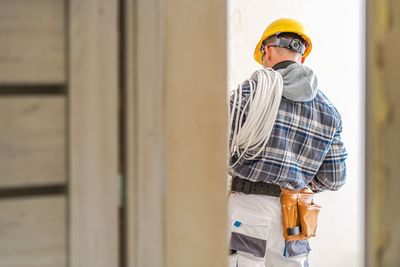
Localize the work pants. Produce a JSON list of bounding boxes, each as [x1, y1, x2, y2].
[[228, 192, 310, 267]]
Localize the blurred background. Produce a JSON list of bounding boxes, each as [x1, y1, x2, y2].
[[0, 0, 398, 267]]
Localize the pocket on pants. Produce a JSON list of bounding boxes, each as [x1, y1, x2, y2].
[[230, 209, 269, 258], [284, 240, 311, 257]]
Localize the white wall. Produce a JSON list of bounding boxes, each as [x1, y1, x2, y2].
[[227, 1, 365, 266]]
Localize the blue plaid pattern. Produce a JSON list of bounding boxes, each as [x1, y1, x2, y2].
[[229, 81, 347, 192]]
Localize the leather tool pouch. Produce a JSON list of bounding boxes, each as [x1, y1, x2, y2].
[[281, 188, 321, 241]]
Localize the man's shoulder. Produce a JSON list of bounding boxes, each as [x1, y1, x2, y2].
[[239, 80, 253, 94], [313, 90, 342, 121]]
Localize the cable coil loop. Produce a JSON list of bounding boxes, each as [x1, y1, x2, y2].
[[229, 68, 283, 168]]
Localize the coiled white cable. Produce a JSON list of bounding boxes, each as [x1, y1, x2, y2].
[[229, 68, 283, 168]]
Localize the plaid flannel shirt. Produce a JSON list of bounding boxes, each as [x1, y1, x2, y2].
[[229, 79, 347, 192]]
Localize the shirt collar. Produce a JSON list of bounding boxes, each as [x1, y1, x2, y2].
[[272, 60, 297, 71]]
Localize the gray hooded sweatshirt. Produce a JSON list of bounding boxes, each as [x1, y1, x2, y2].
[[275, 61, 319, 102]]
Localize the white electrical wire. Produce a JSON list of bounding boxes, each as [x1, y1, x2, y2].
[[229, 68, 283, 168]]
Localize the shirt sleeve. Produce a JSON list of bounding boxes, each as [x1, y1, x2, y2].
[[229, 81, 252, 146], [308, 122, 348, 192]]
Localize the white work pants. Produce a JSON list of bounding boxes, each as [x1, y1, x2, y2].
[[228, 192, 310, 267]]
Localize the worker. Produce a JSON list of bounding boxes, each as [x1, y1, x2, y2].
[[228, 18, 347, 267]]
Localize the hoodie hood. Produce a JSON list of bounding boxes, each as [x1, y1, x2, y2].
[[275, 62, 318, 102]]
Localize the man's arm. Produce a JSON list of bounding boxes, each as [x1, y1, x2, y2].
[[308, 123, 348, 192], [229, 81, 252, 146]]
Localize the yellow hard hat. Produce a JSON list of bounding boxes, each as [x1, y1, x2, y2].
[[253, 18, 312, 65]]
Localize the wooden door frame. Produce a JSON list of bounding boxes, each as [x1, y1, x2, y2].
[[122, 0, 165, 266]]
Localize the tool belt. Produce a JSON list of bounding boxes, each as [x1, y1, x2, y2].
[[281, 188, 321, 241], [230, 177, 320, 241]]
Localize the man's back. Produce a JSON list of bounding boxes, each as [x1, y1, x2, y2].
[[229, 62, 347, 192]]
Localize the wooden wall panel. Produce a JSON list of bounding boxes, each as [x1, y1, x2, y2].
[[367, 0, 400, 266], [0, 0, 66, 84], [0, 196, 66, 267], [0, 96, 65, 188], [164, 0, 227, 266], [69, 1, 119, 267]]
